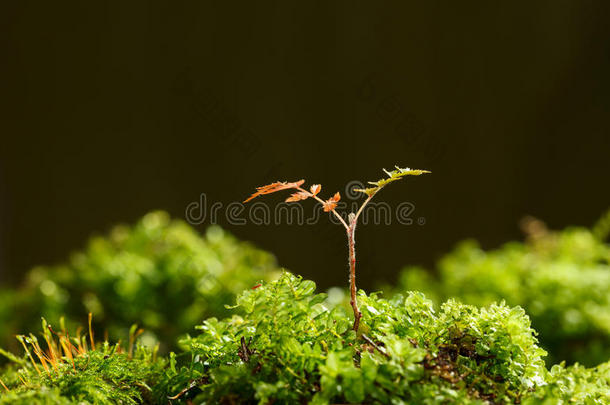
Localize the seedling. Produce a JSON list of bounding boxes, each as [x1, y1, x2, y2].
[[244, 166, 430, 331]]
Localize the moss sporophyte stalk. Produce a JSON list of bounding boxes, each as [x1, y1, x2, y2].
[[0, 211, 279, 355], [0, 314, 163, 404], [243, 166, 430, 332]]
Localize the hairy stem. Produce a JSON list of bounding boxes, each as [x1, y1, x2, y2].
[[353, 193, 376, 223], [297, 186, 379, 331], [348, 216, 361, 332], [348, 192, 380, 332]]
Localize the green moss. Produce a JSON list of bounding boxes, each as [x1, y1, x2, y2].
[[524, 362, 610, 405], [390, 217, 610, 366], [160, 272, 548, 404], [0, 326, 164, 404], [0, 211, 280, 353], [2, 272, 609, 404], [1, 212, 608, 403], [524, 360, 610, 404]]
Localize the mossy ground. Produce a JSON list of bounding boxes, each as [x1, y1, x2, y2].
[[390, 216, 610, 366], [0, 212, 609, 404], [1, 275, 609, 404], [0, 327, 164, 404], [0, 211, 280, 355], [160, 272, 548, 404]]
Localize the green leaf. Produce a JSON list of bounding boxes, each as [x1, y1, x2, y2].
[[355, 166, 430, 196]]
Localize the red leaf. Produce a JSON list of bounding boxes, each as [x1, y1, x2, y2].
[[310, 184, 321, 196], [285, 191, 311, 202], [244, 180, 305, 203], [323, 192, 341, 212]]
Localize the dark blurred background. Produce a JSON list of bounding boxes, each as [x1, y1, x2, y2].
[[1, 2, 609, 290]]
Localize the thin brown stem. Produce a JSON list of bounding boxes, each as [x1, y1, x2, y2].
[[348, 194, 379, 332], [348, 217, 361, 332], [353, 193, 376, 224], [361, 333, 390, 359], [296, 186, 369, 331]]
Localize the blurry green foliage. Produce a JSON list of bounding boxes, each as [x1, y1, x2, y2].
[[0, 211, 280, 353], [160, 272, 550, 404], [390, 214, 610, 366]]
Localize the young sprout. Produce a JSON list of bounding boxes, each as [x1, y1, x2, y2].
[[244, 166, 430, 331]]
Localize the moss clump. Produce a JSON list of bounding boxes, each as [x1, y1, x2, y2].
[[1, 210, 609, 403], [523, 360, 610, 404], [0, 211, 280, 353], [0, 322, 164, 404], [160, 272, 547, 404], [1, 272, 608, 404], [391, 216, 610, 366]]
